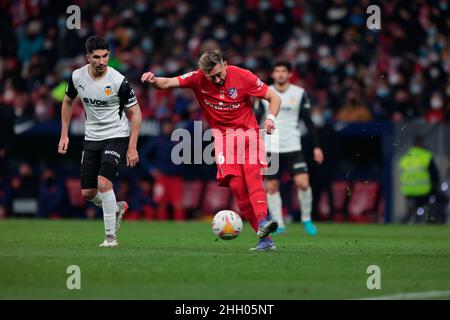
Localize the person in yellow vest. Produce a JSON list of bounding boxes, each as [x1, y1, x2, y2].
[[399, 136, 443, 223]]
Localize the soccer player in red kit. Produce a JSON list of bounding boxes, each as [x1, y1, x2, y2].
[[141, 50, 281, 251]]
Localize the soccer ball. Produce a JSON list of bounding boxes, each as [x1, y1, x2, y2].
[[212, 210, 243, 240]]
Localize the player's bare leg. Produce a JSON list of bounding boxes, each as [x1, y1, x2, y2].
[[294, 173, 317, 236]]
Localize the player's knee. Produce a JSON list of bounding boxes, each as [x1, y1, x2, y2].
[[295, 177, 309, 191], [97, 176, 113, 193], [266, 180, 279, 195], [81, 189, 96, 200], [97, 163, 117, 192]]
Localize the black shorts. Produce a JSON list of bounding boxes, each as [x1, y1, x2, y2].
[[80, 137, 129, 189], [266, 150, 308, 180]]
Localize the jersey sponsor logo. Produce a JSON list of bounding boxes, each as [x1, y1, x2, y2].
[[228, 88, 238, 99], [82, 97, 108, 106], [180, 72, 193, 79], [104, 85, 113, 97], [104, 150, 121, 158], [204, 99, 240, 110]]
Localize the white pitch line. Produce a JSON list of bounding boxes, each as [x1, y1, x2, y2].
[[357, 290, 450, 300]]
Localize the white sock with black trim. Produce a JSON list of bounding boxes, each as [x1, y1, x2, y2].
[[298, 187, 313, 222], [99, 190, 117, 238], [267, 191, 284, 227], [89, 192, 103, 208]]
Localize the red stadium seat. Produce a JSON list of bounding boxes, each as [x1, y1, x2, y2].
[[201, 181, 231, 215], [182, 180, 204, 210], [318, 191, 331, 220], [65, 178, 86, 208], [347, 181, 380, 223], [331, 180, 350, 221]]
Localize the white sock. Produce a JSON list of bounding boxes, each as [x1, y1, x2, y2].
[[89, 192, 119, 212], [267, 192, 284, 227], [88, 192, 103, 208], [298, 187, 313, 222], [99, 190, 117, 237]]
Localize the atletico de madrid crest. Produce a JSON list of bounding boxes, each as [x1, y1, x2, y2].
[[228, 88, 238, 99]]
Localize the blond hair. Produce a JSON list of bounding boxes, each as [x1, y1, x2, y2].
[[198, 50, 224, 73]]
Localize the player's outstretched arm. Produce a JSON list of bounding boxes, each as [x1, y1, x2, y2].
[[58, 95, 74, 155], [263, 87, 281, 135], [141, 71, 180, 89], [126, 104, 142, 167]]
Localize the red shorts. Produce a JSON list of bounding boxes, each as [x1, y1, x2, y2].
[[213, 129, 268, 186]]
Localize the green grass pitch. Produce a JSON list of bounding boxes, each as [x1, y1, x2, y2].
[[0, 219, 449, 299]]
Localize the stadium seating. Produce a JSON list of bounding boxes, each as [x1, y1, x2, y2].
[[182, 180, 204, 211], [65, 178, 86, 208], [331, 180, 350, 222], [317, 191, 331, 220], [347, 181, 380, 223], [201, 181, 231, 215]]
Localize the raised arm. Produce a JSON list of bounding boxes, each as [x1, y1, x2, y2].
[[141, 71, 180, 89]]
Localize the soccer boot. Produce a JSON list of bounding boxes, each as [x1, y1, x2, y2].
[[115, 201, 129, 232], [249, 238, 277, 251], [257, 219, 278, 239], [303, 220, 317, 236], [99, 236, 118, 248]]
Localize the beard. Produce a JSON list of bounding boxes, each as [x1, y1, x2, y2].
[[275, 78, 289, 85], [96, 65, 106, 72]]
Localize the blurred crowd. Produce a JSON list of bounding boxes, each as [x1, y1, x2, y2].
[[1, 0, 450, 125], [1, 0, 450, 220]]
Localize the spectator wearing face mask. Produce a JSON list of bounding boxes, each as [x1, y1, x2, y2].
[[425, 92, 445, 123]]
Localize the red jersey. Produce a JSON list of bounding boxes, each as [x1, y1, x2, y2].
[[177, 65, 268, 130]]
